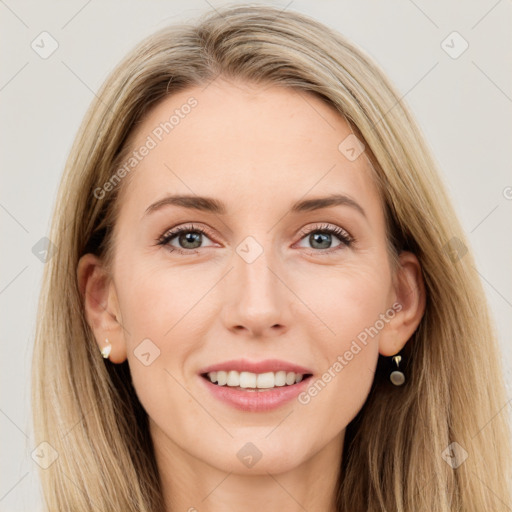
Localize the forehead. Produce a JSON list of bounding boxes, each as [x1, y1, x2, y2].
[[117, 79, 382, 222]]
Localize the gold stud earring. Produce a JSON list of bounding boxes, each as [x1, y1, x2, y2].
[[100, 338, 112, 359]]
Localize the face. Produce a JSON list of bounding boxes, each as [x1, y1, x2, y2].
[[100, 78, 402, 475]]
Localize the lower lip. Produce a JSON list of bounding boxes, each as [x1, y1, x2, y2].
[[199, 375, 312, 412]]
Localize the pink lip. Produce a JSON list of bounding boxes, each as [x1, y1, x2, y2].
[[198, 358, 313, 375], [199, 374, 313, 412], [197, 358, 314, 412]]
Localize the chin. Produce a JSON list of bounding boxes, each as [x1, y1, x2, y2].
[[197, 431, 314, 476]]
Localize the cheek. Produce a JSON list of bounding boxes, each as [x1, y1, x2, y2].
[[113, 257, 209, 416], [295, 264, 389, 420], [299, 259, 392, 348], [115, 257, 207, 345], [330, 276, 390, 346]]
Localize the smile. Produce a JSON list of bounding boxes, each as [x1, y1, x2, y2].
[[203, 370, 310, 389], [199, 372, 313, 412]]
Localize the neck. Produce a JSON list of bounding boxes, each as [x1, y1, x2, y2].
[[152, 426, 344, 512]]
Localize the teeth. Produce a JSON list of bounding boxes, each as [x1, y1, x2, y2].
[[206, 370, 306, 388], [256, 372, 275, 388], [274, 371, 286, 387], [227, 370, 239, 386], [239, 371, 257, 388]]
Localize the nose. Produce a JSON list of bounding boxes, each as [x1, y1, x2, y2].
[[220, 240, 293, 339]]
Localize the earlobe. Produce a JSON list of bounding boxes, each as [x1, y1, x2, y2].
[[77, 253, 127, 363], [379, 251, 426, 357]]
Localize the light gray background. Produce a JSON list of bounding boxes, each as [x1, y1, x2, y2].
[[1, 1, 511, 510]]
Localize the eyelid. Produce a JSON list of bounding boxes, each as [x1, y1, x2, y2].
[[158, 222, 217, 243], [296, 222, 353, 243]]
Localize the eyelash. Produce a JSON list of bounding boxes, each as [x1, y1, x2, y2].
[[156, 222, 355, 256]]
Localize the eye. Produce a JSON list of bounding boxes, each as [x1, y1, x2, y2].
[[157, 223, 216, 255], [156, 222, 355, 256], [295, 223, 354, 255]]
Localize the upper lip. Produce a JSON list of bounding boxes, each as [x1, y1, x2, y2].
[[199, 358, 313, 375]]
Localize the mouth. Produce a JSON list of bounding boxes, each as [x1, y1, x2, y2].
[[197, 359, 314, 410], [200, 370, 313, 391]]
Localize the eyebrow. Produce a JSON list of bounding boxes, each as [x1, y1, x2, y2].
[[143, 193, 367, 219]]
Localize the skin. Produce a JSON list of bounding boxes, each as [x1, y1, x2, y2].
[[78, 77, 425, 512]]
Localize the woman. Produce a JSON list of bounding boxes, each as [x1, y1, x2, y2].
[[32, 4, 511, 511]]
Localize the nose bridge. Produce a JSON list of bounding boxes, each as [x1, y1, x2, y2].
[[226, 232, 290, 334], [235, 233, 279, 302]]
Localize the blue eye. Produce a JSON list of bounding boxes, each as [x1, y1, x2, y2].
[[157, 222, 354, 256], [157, 223, 214, 254], [295, 223, 354, 255]]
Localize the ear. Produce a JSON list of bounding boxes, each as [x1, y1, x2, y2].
[[76, 253, 127, 363], [379, 251, 426, 357]]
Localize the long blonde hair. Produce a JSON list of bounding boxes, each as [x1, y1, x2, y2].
[[32, 4, 511, 511]]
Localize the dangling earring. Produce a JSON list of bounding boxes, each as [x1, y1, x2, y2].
[[389, 354, 405, 386], [100, 338, 112, 359]]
